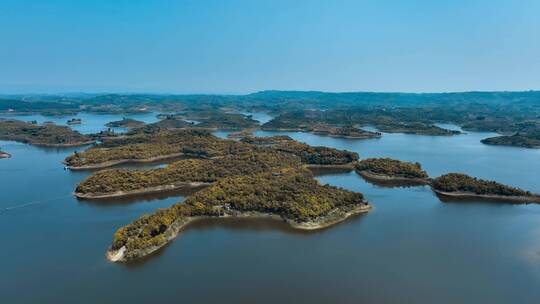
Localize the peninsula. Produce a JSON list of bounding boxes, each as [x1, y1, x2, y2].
[[107, 168, 371, 262]]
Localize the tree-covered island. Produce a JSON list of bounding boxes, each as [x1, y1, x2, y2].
[[355, 158, 429, 184], [431, 173, 540, 203]]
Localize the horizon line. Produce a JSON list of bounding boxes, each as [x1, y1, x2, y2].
[[1, 88, 540, 97]]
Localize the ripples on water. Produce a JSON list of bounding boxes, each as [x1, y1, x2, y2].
[[1, 114, 540, 304]]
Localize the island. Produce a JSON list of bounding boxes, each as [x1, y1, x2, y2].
[[0, 118, 95, 147], [105, 118, 146, 128], [74, 151, 300, 199], [107, 168, 371, 262], [355, 157, 429, 185], [431, 173, 540, 203], [310, 125, 382, 139]]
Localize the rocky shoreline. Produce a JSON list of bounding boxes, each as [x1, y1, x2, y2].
[[356, 170, 430, 185], [74, 181, 211, 199], [305, 162, 357, 170], [64, 152, 187, 170], [106, 203, 372, 262], [432, 189, 540, 203], [31, 140, 96, 148]]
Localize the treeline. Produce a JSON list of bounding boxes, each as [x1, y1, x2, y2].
[[75, 151, 301, 195], [432, 173, 531, 196], [110, 169, 367, 258], [355, 158, 428, 179]]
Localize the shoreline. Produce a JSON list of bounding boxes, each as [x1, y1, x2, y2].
[[74, 181, 212, 199], [64, 152, 188, 170], [311, 132, 382, 140], [305, 162, 357, 170], [356, 170, 430, 184], [106, 203, 372, 262], [432, 189, 540, 203], [0, 139, 96, 148]]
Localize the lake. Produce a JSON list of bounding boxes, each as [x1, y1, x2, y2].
[[1, 113, 540, 303]]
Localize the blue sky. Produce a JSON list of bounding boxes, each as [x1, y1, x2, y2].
[[0, 0, 539, 93]]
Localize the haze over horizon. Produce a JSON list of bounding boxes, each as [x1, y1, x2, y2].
[[1, 0, 539, 94]]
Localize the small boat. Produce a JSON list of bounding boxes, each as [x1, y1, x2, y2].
[[67, 118, 82, 125]]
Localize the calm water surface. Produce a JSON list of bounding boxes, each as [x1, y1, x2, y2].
[[1, 114, 540, 303]]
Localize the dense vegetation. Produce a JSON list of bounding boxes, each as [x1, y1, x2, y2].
[[274, 141, 359, 165], [105, 118, 145, 128], [75, 151, 301, 195], [110, 168, 367, 258], [0, 119, 94, 147], [432, 173, 532, 196], [65, 129, 253, 167], [355, 158, 428, 178]]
